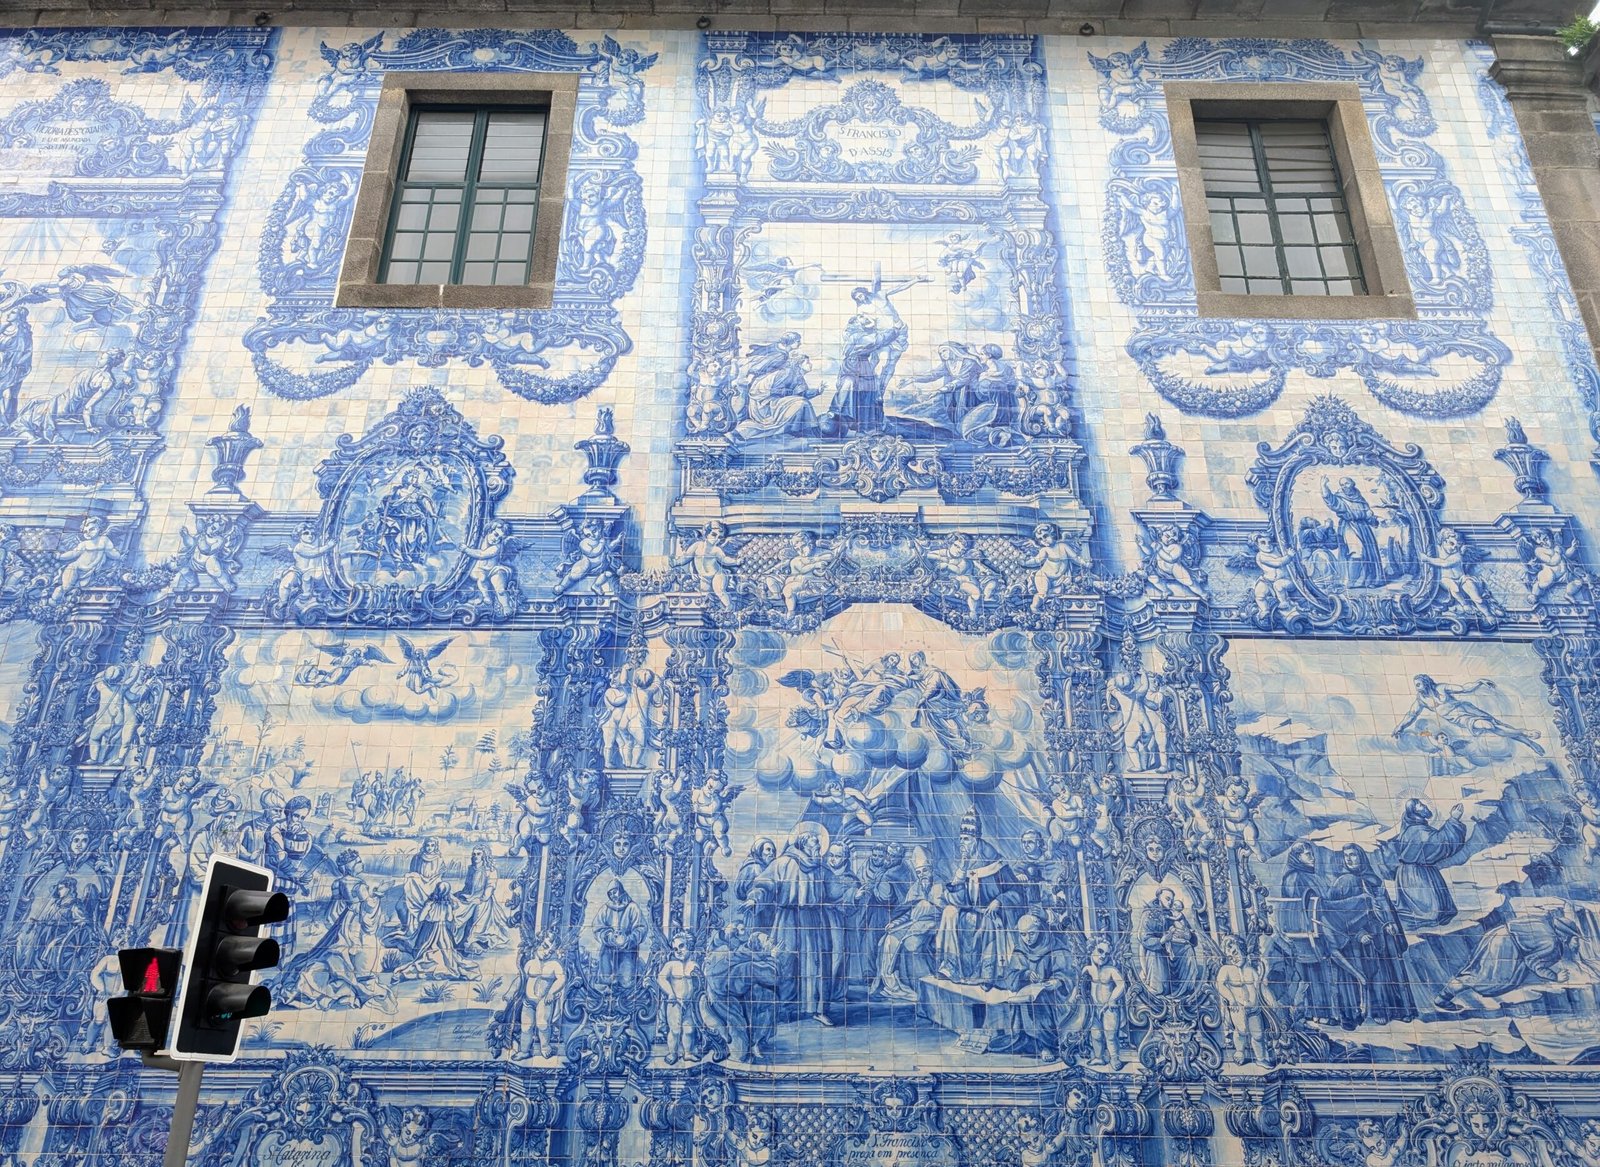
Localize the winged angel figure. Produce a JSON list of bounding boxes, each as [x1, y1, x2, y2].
[[1138, 522, 1207, 600], [396, 636, 456, 696], [295, 641, 392, 687]]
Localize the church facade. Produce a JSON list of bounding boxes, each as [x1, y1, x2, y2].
[[0, 11, 1597, 1166]]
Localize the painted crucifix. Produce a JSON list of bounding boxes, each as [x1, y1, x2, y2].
[[820, 265, 929, 434]]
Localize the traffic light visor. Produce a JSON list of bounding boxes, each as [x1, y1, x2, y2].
[[223, 890, 289, 931], [204, 983, 271, 1025]]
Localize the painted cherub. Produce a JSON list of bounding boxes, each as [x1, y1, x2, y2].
[[381, 1108, 459, 1167], [1575, 784, 1600, 865], [1167, 770, 1213, 853], [461, 521, 519, 616], [1216, 778, 1261, 855], [1142, 523, 1205, 600], [51, 516, 118, 603], [674, 520, 741, 607], [564, 767, 601, 840], [552, 518, 622, 597], [1522, 527, 1588, 605], [1238, 534, 1297, 622], [648, 767, 686, 850], [692, 771, 743, 856], [1045, 776, 1085, 850], [1020, 521, 1090, 613], [1087, 772, 1122, 856], [1420, 527, 1497, 625], [1015, 1113, 1073, 1167], [270, 523, 337, 614], [811, 775, 876, 828], [1352, 1118, 1406, 1167], [927, 532, 1003, 617], [160, 516, 242, 598], [507, 779, 556, 853]]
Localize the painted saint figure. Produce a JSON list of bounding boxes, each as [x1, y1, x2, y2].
[[747, 828, 838, 1025], [830, 313, 893, 434], [389, 838, 477, 981], [375, 469, 441, 568], [1323, 844, 1415, 1023], [1322, 477, 1384, 588], [1435, 905, 1586, 1008], [1138, 887, 1200, 995], [592, 880, 647, 987], [1379, 798, 1468, 929], [733, 333, 821, 440], [934, 811, 1023, 986], [278, 849, 395, 1012], [1393, 675, 1544, 758]]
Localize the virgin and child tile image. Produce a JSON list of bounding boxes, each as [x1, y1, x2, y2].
[[1228, 638, 1600, 1063]]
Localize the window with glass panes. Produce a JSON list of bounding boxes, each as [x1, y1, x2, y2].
[[1194, 119, 1366, 297], [382, 106, 547, 287]]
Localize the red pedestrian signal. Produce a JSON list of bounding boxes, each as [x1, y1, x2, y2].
[[106, 947, 181, 1053]]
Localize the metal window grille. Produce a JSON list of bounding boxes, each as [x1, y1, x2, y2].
[[381, 106, 548, 287], [1195, 118, 1367, 297]]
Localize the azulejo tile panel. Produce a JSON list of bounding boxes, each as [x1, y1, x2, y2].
[[0, 20, 1594, 1167]]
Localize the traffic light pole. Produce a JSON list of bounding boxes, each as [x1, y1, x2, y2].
[[139, 1054, 205, 1167]]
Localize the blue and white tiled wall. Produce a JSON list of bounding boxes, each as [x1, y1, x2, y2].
[[0, 22, 1598, 1166]]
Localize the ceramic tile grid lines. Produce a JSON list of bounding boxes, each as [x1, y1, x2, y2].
[[0, 23, 1595, 1167]]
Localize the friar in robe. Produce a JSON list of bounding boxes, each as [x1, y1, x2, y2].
[[747, 825, 838, 1025], [1379, 799, 1468, 928], [593, 880, 647, 987]]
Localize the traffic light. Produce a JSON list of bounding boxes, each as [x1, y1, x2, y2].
[[171, 856, 289, 1062], [106, 947, 181, 1053]]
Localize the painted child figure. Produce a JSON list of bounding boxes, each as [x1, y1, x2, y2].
[[729, 1116, 774, 1167], [692, 772, 742, 857], [1015, 1114, 1072, 1167], [649, 768, 688, 850], [1215, 935, 1272, 1065], [552, 518, 621, 597], [1146, 525, 1204, 599], [275, 523, 336, 612], [1045, 777, 1085, 851], [675, 520, 741, 607], [811, 775, 876, 828], [1216, 779, 1259, 855], [1525, 528, 1585, 605], [1420, 528, 1496, 625], [462, 520, 517, 615], [1353, 1119, 1407, 1167], [52, 516, 117, 602], [1250, 535, 1298, 621], [928, 532, 1003, 617], [1021, 521, 1090, 613], [1083, 939, 1125, 1067], [656, 933, 703, 1065], [518, 933, 567, 1059], [508, 779, 555, 853], [1575, 785, 1600, 865], [777, 531, 845, 615]]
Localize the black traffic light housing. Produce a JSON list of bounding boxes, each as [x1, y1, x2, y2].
[[171, 857, 289, 1061], [106, 947, 181, 1053]]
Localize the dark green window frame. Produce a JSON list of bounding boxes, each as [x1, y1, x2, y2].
[[380, 104, 549, 288], [1196, 117, 1367, 298]]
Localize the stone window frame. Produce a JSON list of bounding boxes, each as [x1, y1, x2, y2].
[[336, 71, 578, 310], [1165, 80, 1416, 321]]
